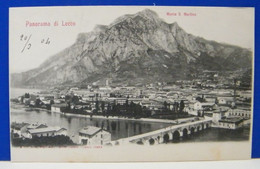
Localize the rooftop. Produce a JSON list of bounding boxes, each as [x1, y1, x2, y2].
[[29, 126, 66, 134], [199, 102, 215, 106], [27, 123, 48, 129], [11, 122, 29, 130], [219, 117, 244, 124], [79, 126, 103, 136], [51, 103, 68, 108]]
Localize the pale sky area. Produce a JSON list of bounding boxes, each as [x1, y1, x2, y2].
[[9, 6, 254, 73]]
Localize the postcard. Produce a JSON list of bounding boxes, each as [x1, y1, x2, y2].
[[9, 6, 254, 162]]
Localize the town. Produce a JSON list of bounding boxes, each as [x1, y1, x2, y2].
[[11, 70, 252, 146]]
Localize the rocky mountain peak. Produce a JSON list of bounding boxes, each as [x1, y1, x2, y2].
[[11, 9, 252, 87], [136, 8, 160, 20]]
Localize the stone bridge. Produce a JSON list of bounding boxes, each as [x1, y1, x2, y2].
[[110, 119, 212, 146]]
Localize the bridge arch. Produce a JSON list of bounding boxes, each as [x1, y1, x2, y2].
[[172, 130, 180, 141], [149, 138, 155, 145], [197, 125, 201, 132], [190, 127, 195, 135], [136, 140, 144, 145], [182, 128, 188, 138], [163, 133, 170, 143], [206, 123, 209, 129]]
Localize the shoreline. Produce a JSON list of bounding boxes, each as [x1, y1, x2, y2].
[[11, 103, 197, 124], [62, 112, 186, 124]]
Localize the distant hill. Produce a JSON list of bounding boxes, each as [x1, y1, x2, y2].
[[11, 9, 252, 87]]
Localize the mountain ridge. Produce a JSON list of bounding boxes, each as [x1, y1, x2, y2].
[[11, 9, 252, 87]]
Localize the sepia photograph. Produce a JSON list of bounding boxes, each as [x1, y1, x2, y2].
[[9, 6, 254, 162]]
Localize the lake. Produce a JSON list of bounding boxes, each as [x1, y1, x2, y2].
[[10, 88, 250, 144]]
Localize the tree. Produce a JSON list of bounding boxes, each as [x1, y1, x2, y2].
[[71, 96, 79, 104], [197, 110, 201, 117], [20, 96, 24, 103], [65, 95, 71, 102], [35, 99, 42, 107], [107, 103, 111, 112], [95, 100, 100, 113], [163, 101, 168, 110], [179, 100, 185, 113], [101, 101, 105, 112], [215, 98, 218, 104], [67, 102, 71, 112], [129, 101, 135, 116], [176, 102, 179, 113], [196, 97, 205, 102], [50, 100, 55, 105], [173, 102, 179, 113], [24, 93, 30, 98]]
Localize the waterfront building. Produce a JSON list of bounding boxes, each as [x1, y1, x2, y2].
[[51, 103, 68, 113], [227, 108, 251, 118], [27, 123, 48, 130], [78, 126, 111, 145], [11, 122, 29, 138], [212, 111, 226, 124], [218, 117, 244, 129], [28, 126, 67, 138]]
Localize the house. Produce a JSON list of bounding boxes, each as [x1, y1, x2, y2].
[[217, 96, 234, 105], [39, 95, 54, 101], [78, 126, 111, 145], [227, 108, 251, 118], [23, 98, 31, 105], [114, 98, 128, 105], [128, 98, 143, 105], [26, 123, 48, 130], [212, 110, 226, 124], [28, 126, 67, 138], [11, 122, 29, 137], [194, 102, 216, 111], [218, 117, 244, 129], [51, 103, 68, 113]]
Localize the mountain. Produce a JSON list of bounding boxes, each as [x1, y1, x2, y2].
[[11, 9, 252, 87]]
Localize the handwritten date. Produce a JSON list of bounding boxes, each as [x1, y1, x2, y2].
[[20, 34, 51, 53]]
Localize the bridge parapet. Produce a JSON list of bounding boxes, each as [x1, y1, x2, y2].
[[110, 119, 212, 146]]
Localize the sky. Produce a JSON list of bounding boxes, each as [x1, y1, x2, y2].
[[9, 6, 254, 73]]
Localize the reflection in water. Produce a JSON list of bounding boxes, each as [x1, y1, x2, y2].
[[107, 120, 110, 130], [11, 104, 171, 143], [133, 122, 136, 133], [118, 120, 120, 132], [139, 123, 142, 133], [67, 117, 72, 124]]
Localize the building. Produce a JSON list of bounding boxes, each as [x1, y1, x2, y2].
[[217, 96, 234, 105], [218, 117, 244, 129], [78, 126, 111, 145], [114, 98, 128, 105], [194, 102, 216, 111], [27, 123, 48, 130], [28, 126, 67, 138], [39, 95, 54, 101], [11, 122, 29, 137], [51, 103, 68, 113], [212, 111, 226, 124], [227, 108, 251, 118]]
